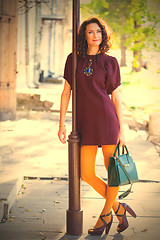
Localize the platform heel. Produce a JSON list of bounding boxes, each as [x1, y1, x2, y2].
[[88, 211, 113, 236], [115, 202, 137, 233]]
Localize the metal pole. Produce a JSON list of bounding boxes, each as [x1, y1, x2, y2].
[[25, 0, 30, 88], [66, 0, 83, 236], [34, 0, 41, 85]]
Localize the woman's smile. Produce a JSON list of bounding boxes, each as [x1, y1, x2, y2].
[[85, 23, 102, 50]]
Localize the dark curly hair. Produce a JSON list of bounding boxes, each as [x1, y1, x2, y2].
[[77, 17, 112, 58]]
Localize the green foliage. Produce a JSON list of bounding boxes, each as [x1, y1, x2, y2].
[[81, 0, 160, 52], [133, 58, 140, 69]]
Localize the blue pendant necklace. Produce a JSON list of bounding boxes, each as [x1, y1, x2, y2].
[[84, 59, 93, 76], [84, 51, 99, 76]]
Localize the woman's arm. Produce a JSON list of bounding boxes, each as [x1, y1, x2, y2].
[[111, 87, 125, 145], [58, 80, 71, 144]]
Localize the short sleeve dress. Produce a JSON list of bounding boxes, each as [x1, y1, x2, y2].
[[64, 52, 121, 146]]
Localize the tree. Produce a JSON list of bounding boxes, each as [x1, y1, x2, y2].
[[81, 0, 131, 66], [128, 0, 160, 71], [81, 0, 160, 71]]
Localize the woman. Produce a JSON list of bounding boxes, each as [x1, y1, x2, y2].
[[58, 17, 136, 236]]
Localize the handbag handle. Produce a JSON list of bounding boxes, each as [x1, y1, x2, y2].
[[113, 142, 129, 157]]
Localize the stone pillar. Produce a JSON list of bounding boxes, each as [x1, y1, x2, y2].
[[0, 0, 18, 121], [148, 112, 160, 145]]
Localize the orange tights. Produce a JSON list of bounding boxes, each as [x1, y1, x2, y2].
[[81, 145, 122, 228]]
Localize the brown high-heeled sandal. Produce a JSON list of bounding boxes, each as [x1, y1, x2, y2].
[[115, 203, 137, 233], [88, 211, 113, 236]]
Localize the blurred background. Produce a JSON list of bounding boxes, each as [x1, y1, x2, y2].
[[0, 0, 160, 149], [0, 0, 159, 119], [0, 1, 160, 232]]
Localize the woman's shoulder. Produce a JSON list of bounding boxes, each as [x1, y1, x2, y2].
[[101, 53, 119, 68], [101, 53, 118, 62], [66, 52, 82, 60], [66, 52, 72, 59]]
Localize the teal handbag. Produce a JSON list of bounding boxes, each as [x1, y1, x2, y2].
[[108, 142, 139, 199]]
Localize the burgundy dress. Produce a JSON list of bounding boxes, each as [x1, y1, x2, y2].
[[64, 52, 121, 146]]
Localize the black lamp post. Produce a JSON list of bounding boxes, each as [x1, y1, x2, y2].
[[66, 0, 83, 236]]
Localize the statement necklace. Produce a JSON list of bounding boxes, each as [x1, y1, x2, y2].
[[84, 51, 99, 76]]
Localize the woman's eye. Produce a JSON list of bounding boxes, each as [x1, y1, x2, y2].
[[97, 30, 101, 33]]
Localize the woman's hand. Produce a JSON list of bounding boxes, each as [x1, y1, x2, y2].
[[118, 128, 125, 146], [58, 80, 71, 144], [58, 125, 67, 144]]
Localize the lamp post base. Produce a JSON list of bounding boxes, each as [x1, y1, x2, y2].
[[67, 209, 83, 235]]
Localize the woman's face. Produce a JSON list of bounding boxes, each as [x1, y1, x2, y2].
[[85, 23, 102, 48]]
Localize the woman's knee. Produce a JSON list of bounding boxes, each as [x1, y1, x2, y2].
[[81, 170, 96, 184], [81, 169, 89, 182], [80, 145, 98, 183], [102, 145, 116, 169]]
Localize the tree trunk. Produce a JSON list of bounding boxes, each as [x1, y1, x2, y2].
[[120, 34, 126, 67], [132, 20, 142, 72], [132, 49, 143, 72]]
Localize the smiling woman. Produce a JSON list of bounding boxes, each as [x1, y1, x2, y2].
[[77, 17, 111, 58], [85, 23, 102, 52], [58, 17, 137, 236]]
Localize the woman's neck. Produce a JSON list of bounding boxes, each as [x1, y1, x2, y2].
[[87, 46, 99, 55]]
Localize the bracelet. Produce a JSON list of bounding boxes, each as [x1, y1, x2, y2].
[[59, 124, 66, 127]]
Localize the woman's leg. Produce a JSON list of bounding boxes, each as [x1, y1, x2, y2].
[[93, 145, 120, 228], [102, 145, 125, 224], [81, 145, 108, 198], [81, 145, 124, 227]]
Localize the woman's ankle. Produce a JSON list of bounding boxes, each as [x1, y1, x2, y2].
[[113, 203, 125, 224], [94, 212, 112, 228]]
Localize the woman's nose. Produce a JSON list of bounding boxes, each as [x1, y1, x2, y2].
[[94, 32, 97, 37]]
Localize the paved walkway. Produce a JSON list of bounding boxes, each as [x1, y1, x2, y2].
[[0, 179, 160, 240], [0, 83, 160, 239]]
